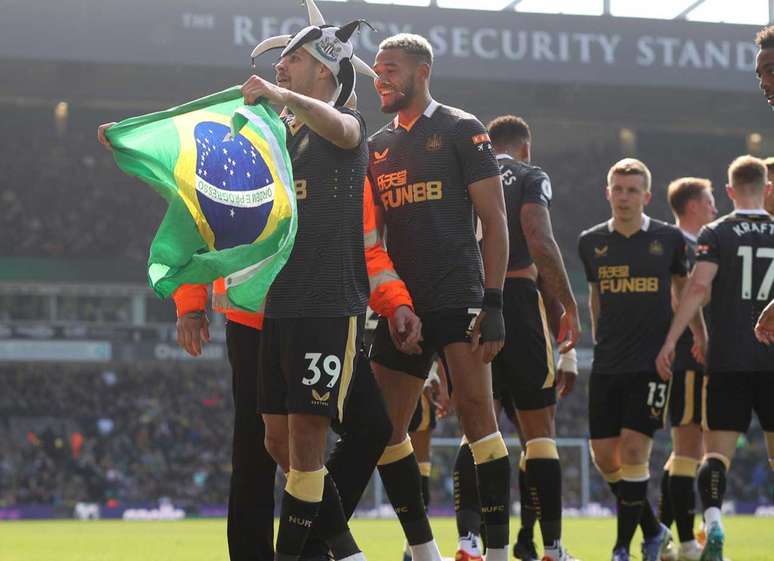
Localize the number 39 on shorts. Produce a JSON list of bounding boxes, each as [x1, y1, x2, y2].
[[302, 353, 341, 388]]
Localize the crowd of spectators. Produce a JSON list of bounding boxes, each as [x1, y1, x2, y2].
[[0, 364, 232, 510], [0, 105, 768, 514], [1, 361, 770, 513], [0, 107, 163, 264], [0, 106, 749, 275]]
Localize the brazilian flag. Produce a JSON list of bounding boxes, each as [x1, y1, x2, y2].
[[106, 86, 296, 312]]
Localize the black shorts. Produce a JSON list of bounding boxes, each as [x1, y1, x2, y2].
[[369, 307, 478, 379], [408, 392, 437, 433], [702, 371, 774, 433], [258, 315, 364, 420], [589, 371, 671, 439], [492, 278, 556, 412], [669, 369, 704, 427]]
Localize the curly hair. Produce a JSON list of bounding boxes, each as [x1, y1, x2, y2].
[[487, 115, 531, 147], [755, 25, 774, 49], [379, 33, 434, 66]]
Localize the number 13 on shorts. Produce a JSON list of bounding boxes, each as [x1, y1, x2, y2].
[[647, 381, 668, 408]]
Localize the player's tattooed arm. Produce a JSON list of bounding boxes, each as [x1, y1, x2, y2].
[[537, 275, 563, 340], [539, 276, 578, 396], [656, 262, 718, 379], [522, 203, 580, 351], [240, 74, 361, 149]]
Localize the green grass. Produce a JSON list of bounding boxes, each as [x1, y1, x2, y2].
[[1, 516, 772, 561]]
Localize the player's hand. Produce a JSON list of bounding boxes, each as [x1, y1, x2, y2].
[[241, 75, 285, 106], [470, 289, 505, 362], [428, 376, 451, 418], [555, 348, 578, 399], [691, 336, 706, 365], [556, 305, 581, 353], [388, 305, 423, 355], [655, 340, 676, 381], [176, 310, 210, 357], [97, 122, 117, 150], [470, 310, 505, 363], [755, 305, 774, 345]]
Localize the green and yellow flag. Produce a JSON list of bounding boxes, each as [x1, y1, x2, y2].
[[106, 86, 296, 312]]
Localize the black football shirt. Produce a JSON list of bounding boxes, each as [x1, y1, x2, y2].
[[696, 210, 774, 373], [265, 107, 370, 318], [497, 155, 552, 271], [578, 216, 688, 374], [367, 101, 500, 314]]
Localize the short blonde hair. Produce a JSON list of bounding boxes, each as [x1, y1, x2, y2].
[[763, 156, 774, 173], [728, 155, 767, 192], [667, 177, 712, 216], [607, 158, 652, 193], [379, 33, 434, 66]]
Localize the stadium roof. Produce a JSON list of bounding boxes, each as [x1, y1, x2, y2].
[[327, 0, 771, 25]]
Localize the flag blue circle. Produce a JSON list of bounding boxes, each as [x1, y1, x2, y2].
[[194, 122, 275, 250]]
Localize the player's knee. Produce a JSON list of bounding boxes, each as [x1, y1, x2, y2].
[[619, 441, 650, 465], [525, 437, 559, 460], [263, 433, 289, 469], [457, 397, 497, 437], [590, 443, 618, 475]]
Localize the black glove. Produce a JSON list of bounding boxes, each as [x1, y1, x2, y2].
[[479, 288, 505, 343]]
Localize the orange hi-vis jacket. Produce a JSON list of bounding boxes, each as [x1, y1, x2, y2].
[[172, 178, 412, 330]]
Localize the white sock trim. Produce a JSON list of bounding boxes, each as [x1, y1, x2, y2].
[[409, 540, 442, 561], [704, 506, 722, 527], [483, 546, 508, 561]]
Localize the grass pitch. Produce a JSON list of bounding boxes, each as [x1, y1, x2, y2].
[[1, 516, 772, 561]]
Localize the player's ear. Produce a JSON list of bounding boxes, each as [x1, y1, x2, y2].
[[725, 184, 734, 201], [417, 61, 431, 82], [520, 142, 530, 162], [605, 186, 611, 200], [643, 191, 652, 205]]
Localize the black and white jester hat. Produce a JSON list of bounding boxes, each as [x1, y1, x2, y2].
[[251, 0, 376, 107]]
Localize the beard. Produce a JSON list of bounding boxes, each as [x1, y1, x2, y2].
[[381, 78, 416, 113]]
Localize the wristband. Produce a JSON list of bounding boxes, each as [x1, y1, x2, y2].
[[184, 310, 205, 320], [556, 348, 578, 374], [482, 288, 503, 310], [424, 366, 440, 389]]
